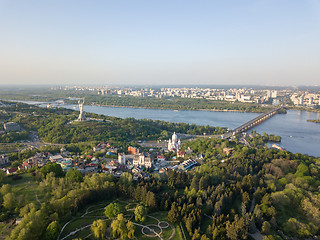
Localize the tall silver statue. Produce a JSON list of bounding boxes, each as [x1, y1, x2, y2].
[[77, 98, 86, 121]]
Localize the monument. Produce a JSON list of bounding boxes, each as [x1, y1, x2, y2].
[[77, 98, 86, 121]]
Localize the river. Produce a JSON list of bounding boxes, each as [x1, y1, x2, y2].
[[62, 104, 320, 157], [8, 100, 320, 157]]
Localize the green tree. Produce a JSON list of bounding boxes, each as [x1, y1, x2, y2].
[[45, 221, 61, 240], [0, 184, 11, 195], [105, 203, 122, 219], [146, 191, 157, 210], [168, 202, 180, 224], [134, 205, 147, 222], [40, 163, 64, 177], [111, 214, 127, 240], [261, 221, 271, 235], [120, 172, 133, 185], [192, 228, 201, 240], [200, 235, 210, 240], [91, 219, 106, 240], [3, 192, 16, 210], [295, 163, 309, 177], [66, 168, 83, 182], [126, 221, 135, 239]]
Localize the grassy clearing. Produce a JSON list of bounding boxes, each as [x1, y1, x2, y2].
[[11, 181, 39, 203], [59, 201, 175, 240], [4, 172, 36, 185], [60, 216, 108, 239]]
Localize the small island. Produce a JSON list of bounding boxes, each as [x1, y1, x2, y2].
[[307, 119, 320, 123]]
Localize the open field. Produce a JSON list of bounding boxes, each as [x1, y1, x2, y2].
[[58, 199, 178, 240]]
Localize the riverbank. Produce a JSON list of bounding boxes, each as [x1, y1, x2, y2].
[[90, 103, 270, 113], [287, 106, 320, 113], [307, 119, 320, 123]]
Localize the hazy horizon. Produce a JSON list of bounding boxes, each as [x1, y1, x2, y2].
[[1, 0, 320, 86]]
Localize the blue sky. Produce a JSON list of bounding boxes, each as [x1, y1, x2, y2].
[[0, 0, 320, 86]]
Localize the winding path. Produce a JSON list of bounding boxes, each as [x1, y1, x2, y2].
[[58, 204, 174, 240]]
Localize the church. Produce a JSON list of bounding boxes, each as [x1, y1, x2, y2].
[[168, 132, 181, 151]]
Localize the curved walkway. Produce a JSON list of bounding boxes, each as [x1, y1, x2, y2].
[[58, 204, 108, 240], [132, 222, 163, 240], [58, 204, 174, 240]]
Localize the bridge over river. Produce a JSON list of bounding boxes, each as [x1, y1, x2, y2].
[[223, 107, 283, 138]]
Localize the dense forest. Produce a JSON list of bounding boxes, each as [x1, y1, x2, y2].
[[1, 137, 319, 239]]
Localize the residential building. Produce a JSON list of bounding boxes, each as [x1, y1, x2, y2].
[[0, 154, 9, 165], [118, 153, 126, 165], [128, 146, 140, 155], [133, 153, 153, 168]]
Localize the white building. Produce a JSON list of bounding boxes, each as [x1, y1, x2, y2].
[[0, 154, 9, 165], [118, 153, 126, 165], [299, 95, 304, 105], [133, 153, 153, 168], [168, 132, 181, 151]]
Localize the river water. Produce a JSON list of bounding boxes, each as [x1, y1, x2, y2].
[[61, 104, 320, 157], [8, 100, 320, 157]]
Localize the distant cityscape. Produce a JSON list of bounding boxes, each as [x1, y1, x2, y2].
[[56, 86, 320, 108]]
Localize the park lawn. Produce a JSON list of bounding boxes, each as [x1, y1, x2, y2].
[[60, 216, 104, 238], [125, 202, 139, 211], [84, 202, 110, 217], [149, 211, 168, 221], [173, 224, 186, 240], [134, 212, 175, 240], [85, 207, 106, 217], [4, 172, 36, 185], [9, 180, 40, 207], [160, 224, 174, 240], [64, 219, 110, 240], [59, 201, 174, 240], [69, 227, 92, 240]]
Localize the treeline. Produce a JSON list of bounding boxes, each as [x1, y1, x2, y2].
[[3, 103, 226, 148], [0, 131, 29, 143], [247, 132, 281, 147], [307, 119, 320, 123], [70, 94, 272, 113], [0, 89, 273, 113]]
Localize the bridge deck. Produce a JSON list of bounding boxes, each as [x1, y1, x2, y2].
[[224, 107, 282, 138]]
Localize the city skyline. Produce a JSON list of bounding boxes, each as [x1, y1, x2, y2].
[[1, 0, 320, 86]]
